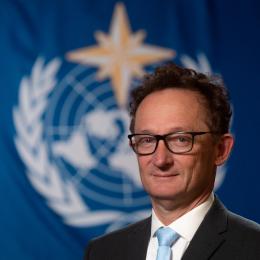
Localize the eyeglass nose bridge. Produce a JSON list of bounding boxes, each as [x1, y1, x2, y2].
[[153, 134, 173, 153]]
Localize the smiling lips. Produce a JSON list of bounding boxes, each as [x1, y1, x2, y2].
[[152, 172, 179, 178]]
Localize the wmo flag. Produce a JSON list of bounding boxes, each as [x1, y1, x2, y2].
[[1, 0, 260, 259]]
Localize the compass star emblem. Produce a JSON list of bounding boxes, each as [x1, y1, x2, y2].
[[67, 3, 175, 107]]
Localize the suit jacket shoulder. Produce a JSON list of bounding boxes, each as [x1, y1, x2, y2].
[[84, 217, 151, 260], [182, 197, 260, 260], [226, 210, 260, 259]]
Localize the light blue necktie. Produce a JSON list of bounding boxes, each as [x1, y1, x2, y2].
[[156, 227, 180, 260]]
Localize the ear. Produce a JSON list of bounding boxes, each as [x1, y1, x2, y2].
[[214, 133, 234, 166]]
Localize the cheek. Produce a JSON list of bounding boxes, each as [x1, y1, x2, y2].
[[176, 155, 197, 173], [185, 152, 216, 184], [175, 154, 205, 188]]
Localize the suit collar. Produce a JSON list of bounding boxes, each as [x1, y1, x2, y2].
[[181, 196, 228, 260], [127, 217, 151, 260]]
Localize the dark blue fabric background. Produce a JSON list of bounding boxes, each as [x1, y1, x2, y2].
[[0, 0, 260, 259]]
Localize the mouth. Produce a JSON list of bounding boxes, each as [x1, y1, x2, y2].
[[152, 173, 179, 178]]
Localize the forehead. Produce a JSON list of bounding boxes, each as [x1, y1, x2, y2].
[[135, 88, 210, 132]]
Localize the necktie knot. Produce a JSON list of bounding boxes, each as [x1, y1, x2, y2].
[[156, 227, 180, 260], [156, 227, 179, 246]]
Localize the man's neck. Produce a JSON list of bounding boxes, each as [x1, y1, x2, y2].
[[151, 191, 213, 225]]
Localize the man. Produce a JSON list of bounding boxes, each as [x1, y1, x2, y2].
[[85, 63, 260, 260]]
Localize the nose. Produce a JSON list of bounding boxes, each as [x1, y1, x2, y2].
[[152, 140, 174, 169]]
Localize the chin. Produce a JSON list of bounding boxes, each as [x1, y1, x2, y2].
[[152, 194, 179, 201], [147, 187, 181, 201]]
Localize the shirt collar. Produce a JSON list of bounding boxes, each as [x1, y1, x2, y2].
[[151, 193, 214, 242]]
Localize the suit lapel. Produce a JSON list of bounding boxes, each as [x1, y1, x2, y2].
[[127, 217, 151, 260], [182, 197, 228, 260]]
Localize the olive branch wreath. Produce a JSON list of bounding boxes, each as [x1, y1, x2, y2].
[[13, 58, 123, 227]]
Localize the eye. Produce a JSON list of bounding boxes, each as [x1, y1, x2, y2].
[[135, 135, 156, 146], [177, 136, 190, 143], [167, 134, 192, 147]]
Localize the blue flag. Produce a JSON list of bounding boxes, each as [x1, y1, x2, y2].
[[1, 0, 260, 259]]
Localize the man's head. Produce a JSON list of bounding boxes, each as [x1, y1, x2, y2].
[[128, 63, 234, 211]]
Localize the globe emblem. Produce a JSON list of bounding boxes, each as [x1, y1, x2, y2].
[[45, 65, 150, 212]]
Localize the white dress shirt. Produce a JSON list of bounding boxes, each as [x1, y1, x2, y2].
[[146, 193, 214, 260]]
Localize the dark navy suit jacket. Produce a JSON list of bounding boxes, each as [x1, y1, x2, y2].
[[85, 198, 260, 260]]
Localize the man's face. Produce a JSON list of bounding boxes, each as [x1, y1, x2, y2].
[[134, 88, 224, 207]]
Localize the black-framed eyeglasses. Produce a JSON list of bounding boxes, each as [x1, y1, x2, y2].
[[128, 131, 218, 155]]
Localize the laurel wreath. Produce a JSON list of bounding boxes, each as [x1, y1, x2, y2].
[[12, 58, 127, 227]]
